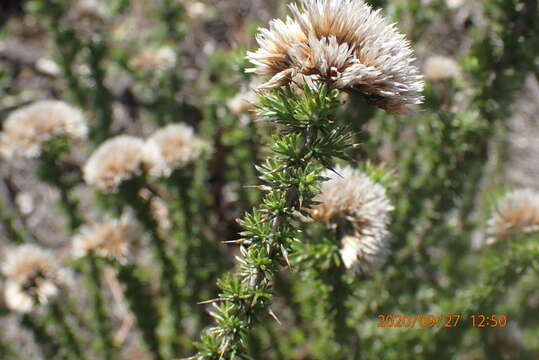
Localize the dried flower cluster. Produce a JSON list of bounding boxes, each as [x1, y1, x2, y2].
[[487, 189, 539, 243], [0, 100, 87, 159], [83, 135, 146, 192], [72, 216, 137, 262], [130, 47, 177, 72], [424, 55, 460, 82], [143, 123, 206, 177], [2, 245, 68, 313], [309, 166, 394, 272], [247, 0, 424, 113]]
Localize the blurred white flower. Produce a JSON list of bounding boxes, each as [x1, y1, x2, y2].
[[2, 245, 68, 313], [130, 47, 177, 72], [143, 123, 205, 177], [138, 188, 173, 235], [247, 0, 424, 113], [150, 197, 172, 234], [0, 100, 87, 159], [309, 166, 393, 273], [227, 90, 258, 116], [72, 215, 137, 262], [446, 0, 465, 9], [487, 189, 539, 243], [424, 55, 460, 82], [186, 1, 214, 21], [15, 192, 34, 216], [68, 0, 108, 36], [83, 135, 146, 192]]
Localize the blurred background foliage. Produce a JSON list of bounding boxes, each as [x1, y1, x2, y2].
[[0, 0, 538, 359]]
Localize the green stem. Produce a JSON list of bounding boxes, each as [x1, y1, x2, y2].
[[117, 264, 163, 360], [85, 255, 118, 360], [20, 313, 62, 359], [119, 180, 186, 356], [429, 239, 538, 357], [38, 150, 84, 234], [0, 199, 26, 244], [57, 184, 84, 232], [328, 267, 354, 355], [43, 1, 86, 106], [49, 302, 89, 360], [0, 340, 22, 360], [194, 84, 347, 358], [87, 40, 114, 143]]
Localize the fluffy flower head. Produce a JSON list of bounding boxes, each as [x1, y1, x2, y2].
[[487, 189, 539, 243], [83, 135, 145, 192], [72, 216, 136, 262], [2, 245, 67, 313], [309, 166, 394, 272], [247, 0, 424, 113], [0, 100, 87, 159], [143, 123, 205, 177]]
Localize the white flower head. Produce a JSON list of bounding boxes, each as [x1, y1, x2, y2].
[[2, 245, 68, 313], [83, 135, 146, 192], [247, 0, 424, 113], [0, 100, 87, 159], [487, 189, 539, 244], [309, 166, 394, 273], [424, 55, 460, 82], [72, 215, 137, 262], [143, 123, 205, 177]]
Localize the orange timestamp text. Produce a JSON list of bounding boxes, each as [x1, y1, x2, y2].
[[376, 314, 508, 328]]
